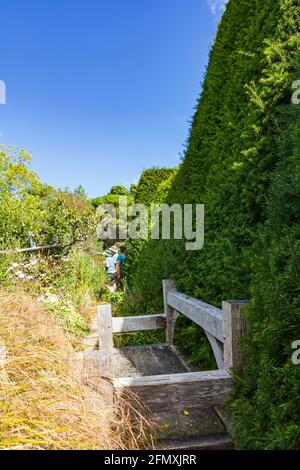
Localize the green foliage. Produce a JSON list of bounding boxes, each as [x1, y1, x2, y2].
[[38, 246, 106, 339], [117, 0, 300, 448], [91, 184, 132, 209], [0, 147, 96, 255], [74, 184, 88, 198], [41, 287, 91, 338], [229, 59, 300, 449], [109, 185, 130, 196], [230, 226, 300, 449], [0, 147, 42, 249], [0, 147, 102, 342], [133, 167, 177, 205], [2, 244, 106, 340], [91, 192, 134, 209]]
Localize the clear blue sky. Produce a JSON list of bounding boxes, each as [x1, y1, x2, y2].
[[0, 0, 225, 197]]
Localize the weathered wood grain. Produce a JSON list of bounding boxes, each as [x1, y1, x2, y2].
[[204, 330, 224, 370], [223, 300, 249, 370], [163, 279, 178, 344], [156, 434, 233, 450], [73, 351, 113, 407], [98, 303, 113, 354], [96, 304, 114, 405], [114, 369, 232, 412], [113, 344, 189, 378], [82, 350, 113, 378], [167, 290, 224, 342], [112, 314, 166, 333]]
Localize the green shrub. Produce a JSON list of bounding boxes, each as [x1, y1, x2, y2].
[[0, 147, 96, 251], [117, 0, 300, 448], [133, 167, 177, 205]]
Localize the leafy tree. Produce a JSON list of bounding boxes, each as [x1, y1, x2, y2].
[[109, 185, 130, 196], [0, 147, 96, 272], [74, 184, 87, 199]]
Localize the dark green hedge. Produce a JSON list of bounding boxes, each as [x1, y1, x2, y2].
[[121, 0, 300, 449]]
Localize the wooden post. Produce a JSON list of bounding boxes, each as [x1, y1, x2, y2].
[[98, 303, 113, 354], [94, 303, 114, 406], [82, 351, 114, 407], [222, 300, 249, 371], [163, 279, 178, 344]]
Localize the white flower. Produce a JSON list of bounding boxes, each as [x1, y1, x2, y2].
[[46, 295, 59, 304], [15, 271, 25, 280]]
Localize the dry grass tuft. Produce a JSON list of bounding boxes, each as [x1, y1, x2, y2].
[[0, 289, 152, 450], [77, 289, 96, 323]]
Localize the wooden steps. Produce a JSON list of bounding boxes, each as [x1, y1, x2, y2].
[[156, 434, 233, 450], [150, 406, 233, 450], [111, 344, 233, 450], [79, 282, 249, 450], [114, 369, 232, 412], [113, 344, 232, 412], [113, 344, 188, 378], [78, 343, 234, 449]]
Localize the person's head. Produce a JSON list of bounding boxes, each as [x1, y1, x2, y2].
[[109, 245, 118, 255], [119, 245, 127, 254]]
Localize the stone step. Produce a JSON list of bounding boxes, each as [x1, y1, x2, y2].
[[155, 433, 234, 450], [150, 406, 233, 450]]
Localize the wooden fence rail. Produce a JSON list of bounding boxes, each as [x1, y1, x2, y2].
[[167, 290, 224, 342], [0, 243, 62, 255], [163, 280, 249, 371], [0, 235, 89, 256], [112, 314, 166, 333], [80, 279, 249, 411]]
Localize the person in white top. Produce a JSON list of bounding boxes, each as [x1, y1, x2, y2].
[[106, 245, 118, 292]]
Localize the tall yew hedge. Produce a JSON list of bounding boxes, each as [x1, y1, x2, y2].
[[123, 0, 300, 448]]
